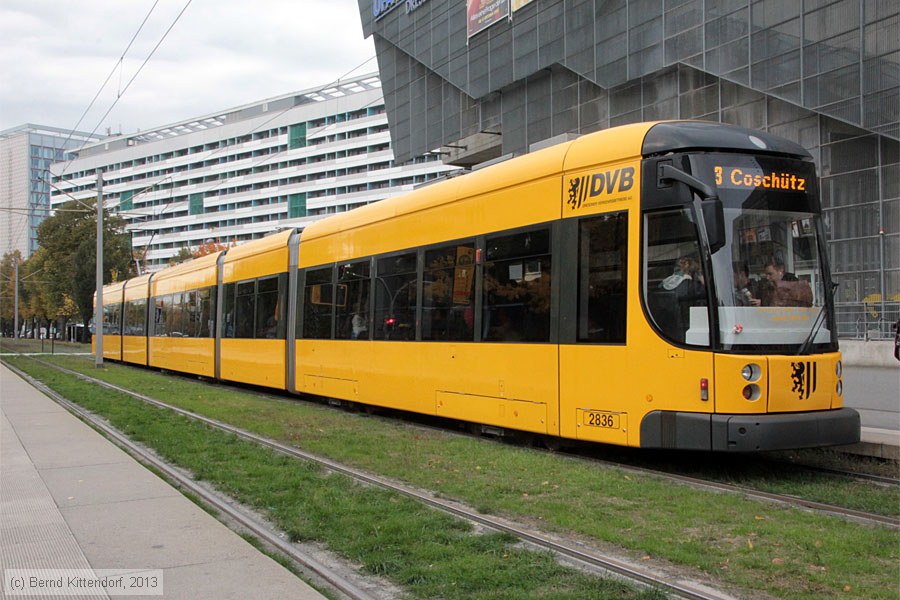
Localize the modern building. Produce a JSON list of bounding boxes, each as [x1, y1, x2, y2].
[[1, 125, 101, 259], [49, 73, 456, 271], [357, 0, 899, 338]]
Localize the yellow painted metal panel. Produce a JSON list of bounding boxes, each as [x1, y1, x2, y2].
[[561, 159, 641, 219], [103, 281, 125, 305], [562, 122, 655, 172], [121, 336, 147, 366], [220, 339, 286, 389], [300, 142, 569, 249], [222, 230, 292, 282], [300, 176, 562, 267], [102, 335, 122, 360], [223, 229, 293, 262], [435, 391, 548, 434], [148, 338, 215, 377], [559, 319, 715, 446], [574, 409, 628, 445], [298, 341, 425, 413], [123, 274, 152, 302], [297, 340, 559, 434], [767, 354, 837, 413], [151, 252, 220, 296], [714, 353, 770, 414], [305, 375, 358, 399]]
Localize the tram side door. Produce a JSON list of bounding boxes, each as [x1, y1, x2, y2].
[[557, 212, 633, 446]]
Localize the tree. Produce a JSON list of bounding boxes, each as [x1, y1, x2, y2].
[[167, 239, 235, 266], [35, 199, 134, 341], [192, 238, 235, 258], [0, 250, 24, 336], [170, 246, 194, 265], [21, 248, 53, 335]]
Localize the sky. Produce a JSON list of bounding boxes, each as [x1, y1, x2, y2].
[[0, 0, 377, 136]]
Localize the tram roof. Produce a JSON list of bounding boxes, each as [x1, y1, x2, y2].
[[300, 120, 810, 244], [222, 229, 294, 265], [301, 122, 657, 242]]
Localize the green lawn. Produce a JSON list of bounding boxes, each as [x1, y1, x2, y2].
[[5, 353, 898, 599]]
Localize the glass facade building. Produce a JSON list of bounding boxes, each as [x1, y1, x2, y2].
[[0, 125, 101, 259], [358, 0, 898, 338]]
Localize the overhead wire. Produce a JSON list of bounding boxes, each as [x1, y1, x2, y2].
[[13, 0, 186, 261], [56, 0, 162, 156], [64, 53, 380, 223], [50, 36, 387, 268], [58, 0, 194, 179], [115, 54, 381, 220]]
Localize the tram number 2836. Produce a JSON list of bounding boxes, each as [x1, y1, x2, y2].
[[583, 411, 620, 429]]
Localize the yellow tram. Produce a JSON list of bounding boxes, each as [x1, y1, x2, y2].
[[96, 121, 860, 451]]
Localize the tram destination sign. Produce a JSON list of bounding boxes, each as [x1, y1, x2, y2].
[[713, 165, 808, 192]]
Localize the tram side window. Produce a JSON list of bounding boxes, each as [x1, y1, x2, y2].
[[256, 275, 285, 339], [304, 267, 335, 339], [335, 262, 371, 340], [374, 252, 417, 340], [153, 297, 166, 336], [483, 228, 552, 342], [578, 213, 628, 343], [168, 293, 186, 336], [234, 281, 256, 338], [422, 242, 475, 342], [183, 291, 201, 337], [643, 209, 709, 346], [124, 299, 146, 336], [198, 287, 215, 338], [222, 283, 236, 337], [103, 303, 121, 335]]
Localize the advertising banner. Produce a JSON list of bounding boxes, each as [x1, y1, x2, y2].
[[467, 0, 509, 38], [511, 0, 535, 11]]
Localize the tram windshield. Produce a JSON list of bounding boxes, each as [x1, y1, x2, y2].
[[643, 153, 836, 353]]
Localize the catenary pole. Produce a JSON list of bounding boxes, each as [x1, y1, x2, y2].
[[95, 170, 103, 367], [13, 258, 19, 339]]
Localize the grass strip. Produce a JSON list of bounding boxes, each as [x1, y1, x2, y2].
[[6, 357, 662, 600], [9, 353, 900, 599]]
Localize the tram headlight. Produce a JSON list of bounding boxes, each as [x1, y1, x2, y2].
[[835, 361, 842, 378], [741, 364, 761, 382], [742, 384, 761, 401], [836, 380, 843, 396]]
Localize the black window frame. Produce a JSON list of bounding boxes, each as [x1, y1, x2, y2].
[[482, 225, 553, 343], [421, 239, 477, 342], [373, 250, 419, 341], [575, 212, 629, 344]]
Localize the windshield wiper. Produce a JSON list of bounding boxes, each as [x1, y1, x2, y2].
[[797, 282, 838, 355]]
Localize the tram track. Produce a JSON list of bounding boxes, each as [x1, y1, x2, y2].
[[7, 354, 899, 599], [12, 353, 899, 527], [759, 460, 899, 487], [7, 354, 740, 600], [571, 454, 900, 529], [3, 359, 380, 600]]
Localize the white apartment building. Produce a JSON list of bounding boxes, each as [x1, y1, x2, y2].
[[49, 74, 456, 271], [1, 125, 101, 259]]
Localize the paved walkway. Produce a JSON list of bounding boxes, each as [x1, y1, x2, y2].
[[0, 363, 325, 600]]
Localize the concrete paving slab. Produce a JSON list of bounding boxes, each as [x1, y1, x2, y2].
[[59, 495, 250, 569], [1, 363, 326, 600], [9, 431, 128, 470], [156, 557, 324, 600], [39, 461, 181, 509]]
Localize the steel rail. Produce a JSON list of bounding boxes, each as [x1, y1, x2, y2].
[[9, 356, 730, 600], [759, 459, 899, 487], [4, 360, 378, 600]]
